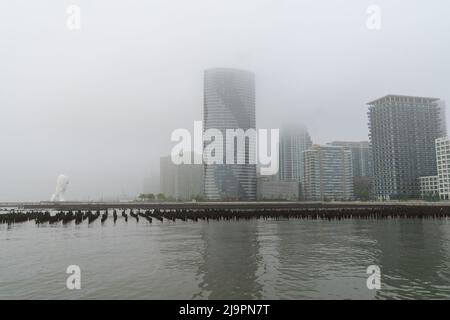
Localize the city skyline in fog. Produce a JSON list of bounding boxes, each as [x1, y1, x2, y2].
[[1, 0, 450, 201]]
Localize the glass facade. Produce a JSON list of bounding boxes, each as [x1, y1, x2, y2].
[[203, 68, 257, 201]]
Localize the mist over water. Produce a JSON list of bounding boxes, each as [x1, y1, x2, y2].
[[1, 216, 450, 299], [1, 1, 450, 303]]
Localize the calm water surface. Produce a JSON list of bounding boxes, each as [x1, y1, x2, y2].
[[1, 213, 450, 299]]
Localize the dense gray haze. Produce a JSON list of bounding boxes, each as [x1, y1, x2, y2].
[[1, 0, 449, 201]]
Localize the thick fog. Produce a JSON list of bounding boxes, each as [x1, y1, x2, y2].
[[1, 0, 449, 201]]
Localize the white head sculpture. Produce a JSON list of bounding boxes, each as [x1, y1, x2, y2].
[[51, 174, 69, 202]]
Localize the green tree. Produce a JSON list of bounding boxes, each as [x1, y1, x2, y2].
[[157, 193, 166, 201], [353, 177, 373, 201], [138, 193, 156, 201], [193, 194, 206, 202]]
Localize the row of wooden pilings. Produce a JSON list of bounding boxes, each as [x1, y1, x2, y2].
[[1, 206, 450, 226]]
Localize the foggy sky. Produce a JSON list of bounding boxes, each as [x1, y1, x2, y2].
[[1, 0, 450, 201]]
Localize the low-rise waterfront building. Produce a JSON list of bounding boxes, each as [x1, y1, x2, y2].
[[257, 178, 299, 201], [160, 154, 204, 201]]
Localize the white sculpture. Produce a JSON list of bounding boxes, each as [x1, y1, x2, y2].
[[51, 174, 69, 202]]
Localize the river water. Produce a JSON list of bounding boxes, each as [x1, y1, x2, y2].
[[1, 214, 450, 299]]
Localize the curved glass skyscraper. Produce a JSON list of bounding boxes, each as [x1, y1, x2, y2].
[[203, 68, 256, 201]]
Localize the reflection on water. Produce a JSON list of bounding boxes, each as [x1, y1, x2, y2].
[[195, 221, 263, 299], [0, 215, 450, 299]]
